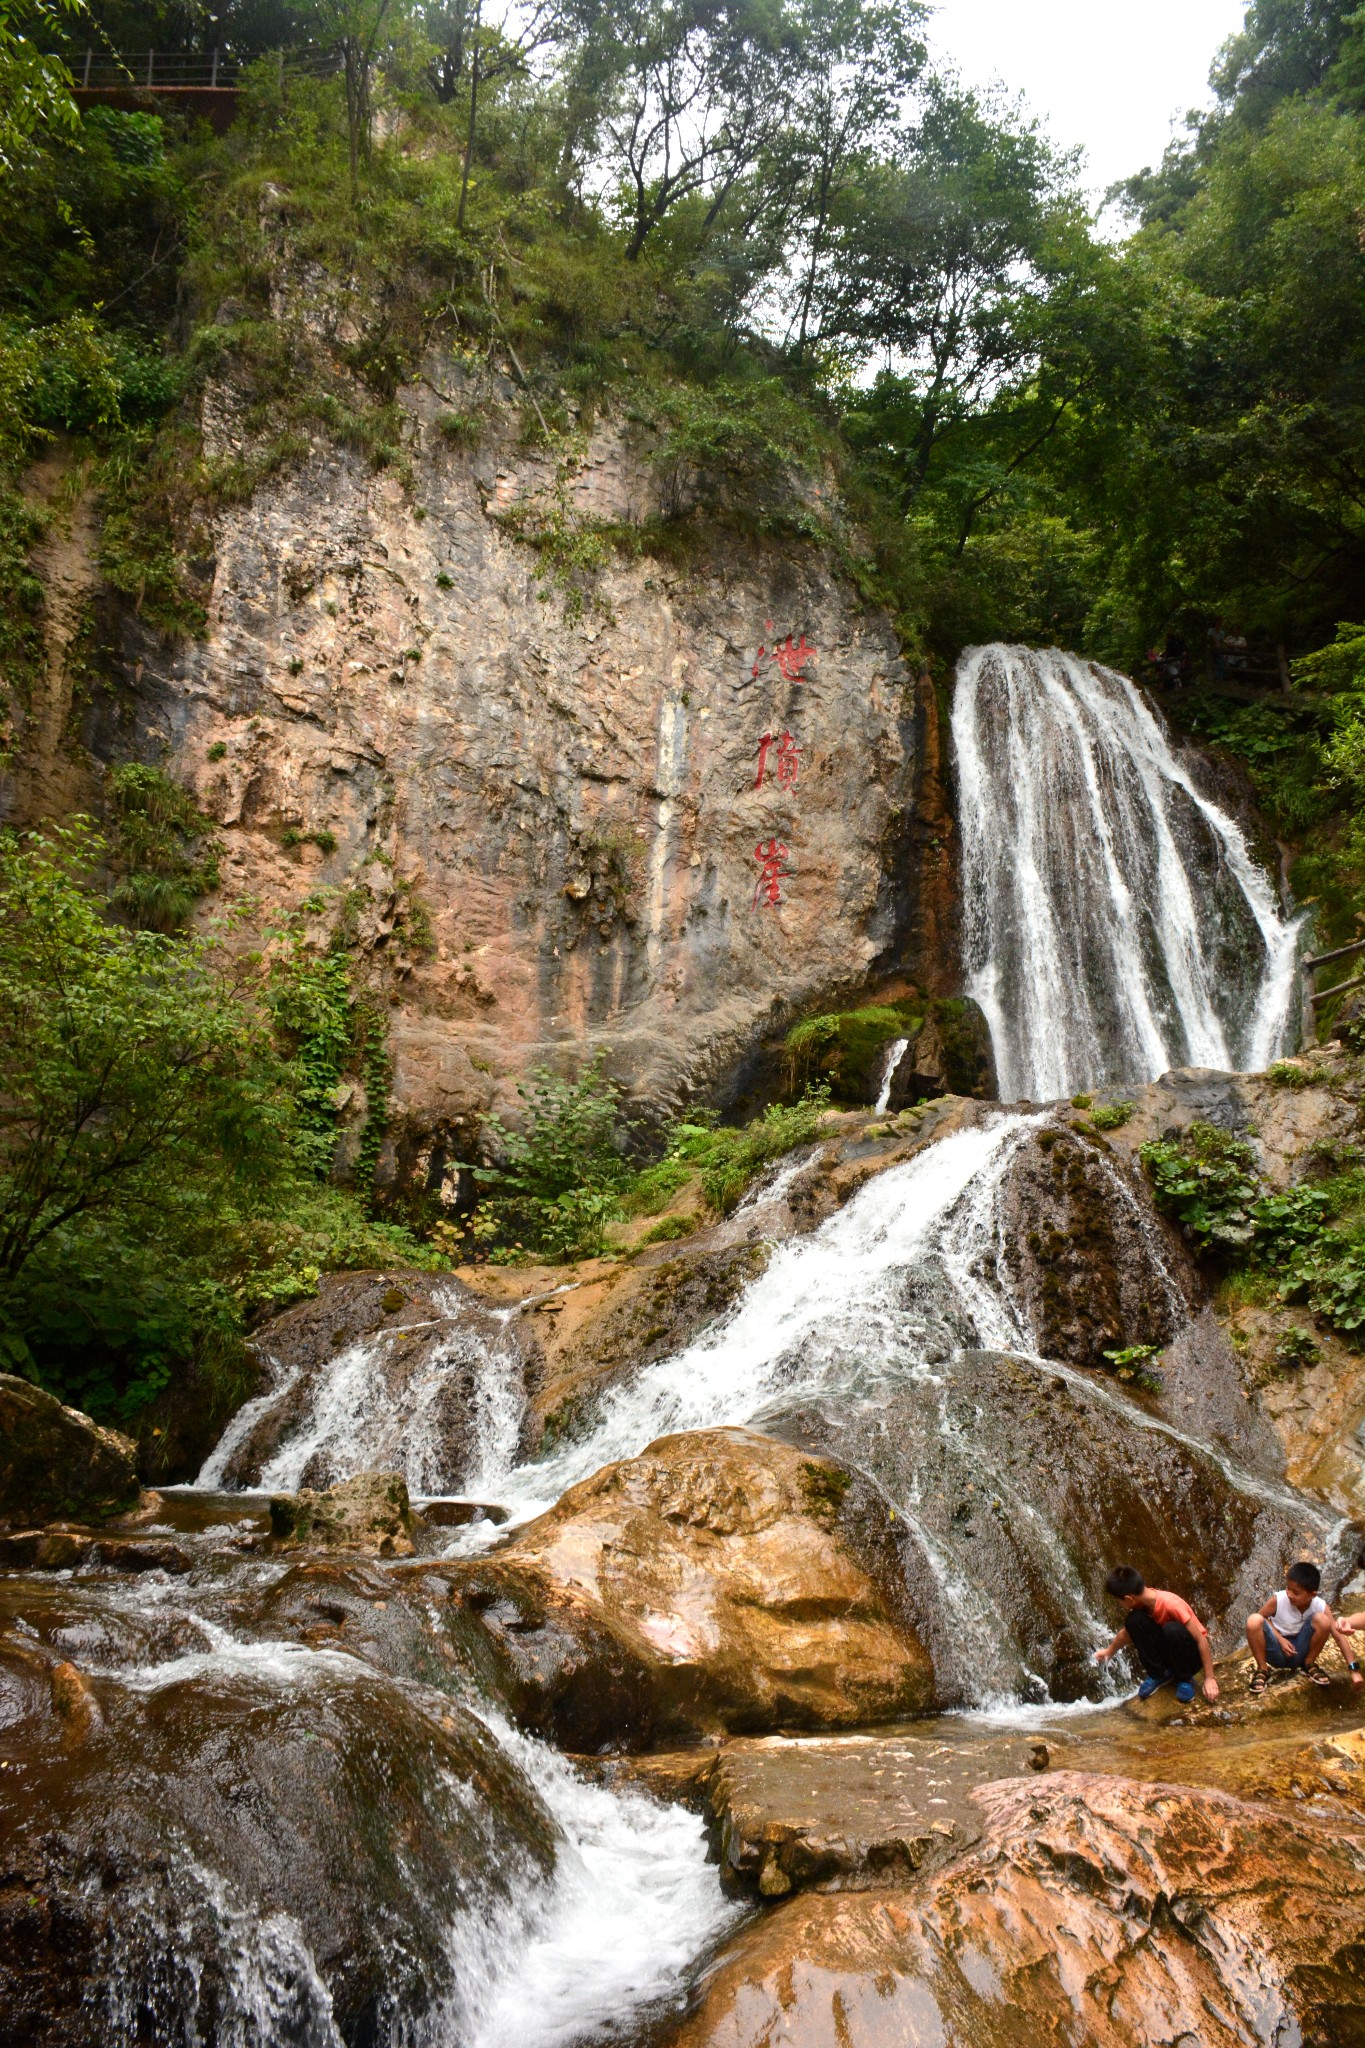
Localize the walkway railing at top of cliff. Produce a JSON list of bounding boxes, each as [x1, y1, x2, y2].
[[58, 47, 343, 92], [51, 48, 344, 131]]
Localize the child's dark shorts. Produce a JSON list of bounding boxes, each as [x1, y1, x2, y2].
[[1265, 1616, 1317, 1667]]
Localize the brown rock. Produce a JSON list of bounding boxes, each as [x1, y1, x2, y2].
[[47, 1663, 100, 1740], [0, 1376, 139, 1530], [670, 1773, 1365, 2048], [450, 1428, 933, 1750], [269, 1470, 418, 1556], [48, 391, 946, 1161], [701, 1729, 986, 1898]]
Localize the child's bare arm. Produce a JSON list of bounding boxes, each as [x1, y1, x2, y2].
[[1095, 1627, 1130, 1663], [1191, 1620, 1220, 1700]]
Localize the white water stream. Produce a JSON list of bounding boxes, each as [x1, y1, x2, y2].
[[952, 645, 1302, 1099], [485, 1114, 1036, 1525]]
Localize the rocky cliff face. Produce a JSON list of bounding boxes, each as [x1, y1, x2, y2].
[[23, 367, 953, 1169]]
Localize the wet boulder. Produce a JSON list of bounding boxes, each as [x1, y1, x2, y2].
[[448, 1427, 934, 1752], [995, 1123, 1194, 1368], [766, 1348, 1338, 1704], [666, 1772, 1365, 2048], [0, 1375, 140, 1530], [269, 1469, 418, 1556], [0, 1650, 558, 2048]]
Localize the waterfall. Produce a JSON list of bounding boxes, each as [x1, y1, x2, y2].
[[951, 645, 1302, 1101], [874, 1037, 910, 1113]]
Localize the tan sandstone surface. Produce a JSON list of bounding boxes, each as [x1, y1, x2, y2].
[[18, 382, 956, 1166], [447, 1426, 934, 1750]]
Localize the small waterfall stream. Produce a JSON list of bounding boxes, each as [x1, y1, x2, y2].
[[952, 644, 1302, 1099]]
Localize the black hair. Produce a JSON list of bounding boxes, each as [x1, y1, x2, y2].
[[1105, 1565, 1145, 1599], [1287, 1560, 1322, 1593]]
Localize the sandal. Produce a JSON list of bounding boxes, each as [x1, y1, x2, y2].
[[1306, 1664, 1332, 1687], [1249, 1669, 1270, 1697]]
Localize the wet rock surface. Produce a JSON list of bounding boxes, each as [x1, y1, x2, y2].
[[449, 1428, 934, 1750], [0, 1375, 141, 1530], [269, 1469, 419, 1556], [995, 1122, 1193, 1367], [768, 1346, 1337, 1703], [667, 1771, 1365, 2048], [0, 1648, 557, 2048]]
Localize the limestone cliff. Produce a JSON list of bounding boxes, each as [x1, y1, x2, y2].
[[11, 367, 953, 1172]]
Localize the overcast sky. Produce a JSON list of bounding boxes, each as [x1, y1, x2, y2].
[[927, 0, 1250, 203]]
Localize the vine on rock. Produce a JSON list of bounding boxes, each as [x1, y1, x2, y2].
[[355, 1010, 392, 1194]]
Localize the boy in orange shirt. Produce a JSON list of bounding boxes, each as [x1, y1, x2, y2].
[[1095, 1564, 1221, 1704]]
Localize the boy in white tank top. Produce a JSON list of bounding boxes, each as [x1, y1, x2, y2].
[[1246, 1560, 1362, 1696]]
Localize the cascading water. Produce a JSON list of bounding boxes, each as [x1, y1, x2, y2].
[[951, 644, 1303, 1100], [18, 640, 1343, 2045]]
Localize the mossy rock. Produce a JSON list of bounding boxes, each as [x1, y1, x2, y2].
[[784, 1003, 925, 1105], [269, 1470, 417, 1556], [782, 996, 996, 1107], [0, 1374, 140, 1529]]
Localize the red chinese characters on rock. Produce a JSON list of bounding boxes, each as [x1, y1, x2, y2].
[[751, 619, 816, 683], [752, 838, 793, 910], [749, 622, 814, 911], [753, 731, 801, 791]]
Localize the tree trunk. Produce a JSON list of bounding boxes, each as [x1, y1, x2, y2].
[[457, 3, 482, 231]]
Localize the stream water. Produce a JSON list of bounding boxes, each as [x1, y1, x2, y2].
[[2, 647, 1338, 2045]]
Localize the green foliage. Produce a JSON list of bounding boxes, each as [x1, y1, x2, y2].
[[0, 822, 442, 1425], [784, 1004, 918, 1100], [267, 939, 352, 1178], [0, 819, 290, 1412], [0, 0, 80, 176], [1274, 1325, 1320, 1372], [1090, 1100, 1135, 1130], [1266, 1060, 1316, 1088], [474, 1052, 629, 1260], [669, 1085, 831, 1215], [1100, 1342, 1164, 1393], [354, 1009, 392, 1191], [1141, 1122, 1263, 1252], [1143, 1119, 1365, 1344], [106, 763, 220, 933]]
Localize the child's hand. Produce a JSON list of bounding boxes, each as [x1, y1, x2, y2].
[[1094, 1646, 1112, 1665], [1203, 1676, 1220, 1702]]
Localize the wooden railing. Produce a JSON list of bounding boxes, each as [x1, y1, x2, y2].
[[1305, 937, 1365, 1010]]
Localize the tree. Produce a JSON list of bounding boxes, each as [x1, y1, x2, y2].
[[0, 0, 81, 175], [820, 82, 1080, 495], [0, 822, 292, 1290], [767, 0, 926, 355], [567, 0, 803, 260]]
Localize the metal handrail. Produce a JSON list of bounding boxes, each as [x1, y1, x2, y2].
[[58, 47, 343, 90]]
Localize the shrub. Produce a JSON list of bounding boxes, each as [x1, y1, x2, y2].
[[1266, 1061, 1316, 1089], [474, 1053, 631, 1260], [1091, 1100, 1135, 1130], [669, 1086, 831, 1215], [1140, 1123, 1262, 1252], [107, 762, 219, 933], [1101, 1342, 1164, 1393]]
